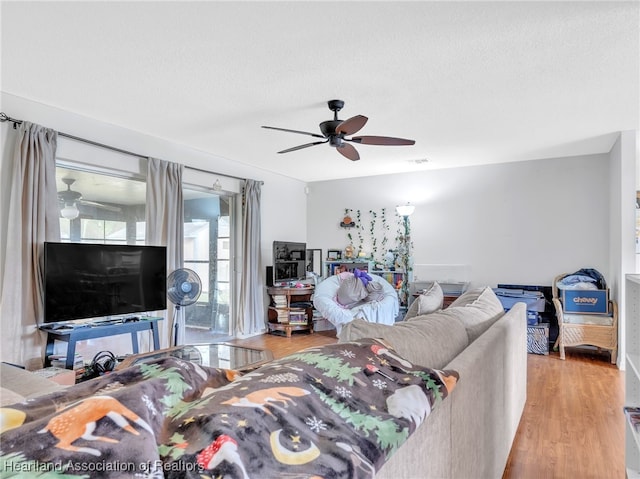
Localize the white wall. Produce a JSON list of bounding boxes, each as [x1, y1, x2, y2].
[[307, 154, 611, 289]]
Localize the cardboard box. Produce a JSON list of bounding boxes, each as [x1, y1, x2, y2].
[[561, 289, 609, 314]]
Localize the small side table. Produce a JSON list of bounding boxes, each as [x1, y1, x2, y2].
[[266, 286, 314, 337]]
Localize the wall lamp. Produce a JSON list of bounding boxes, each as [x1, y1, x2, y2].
[[396, 203, 415, 217]]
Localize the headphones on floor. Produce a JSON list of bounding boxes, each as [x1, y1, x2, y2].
[[89, 350, 117, 375]]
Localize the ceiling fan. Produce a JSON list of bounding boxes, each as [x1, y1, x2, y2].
[[58, 178, 121, 219], [262, 99, 415, 161]]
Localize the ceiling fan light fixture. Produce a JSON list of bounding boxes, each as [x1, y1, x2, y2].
[[61, 203, 79, 220], [329, 136, 343, 147]]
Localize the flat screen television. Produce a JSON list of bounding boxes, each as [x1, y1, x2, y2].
[[272, 241, 306, 285], [43, 242, 167, 323]]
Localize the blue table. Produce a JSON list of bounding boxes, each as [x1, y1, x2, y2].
[[41, 317, 163, 369]]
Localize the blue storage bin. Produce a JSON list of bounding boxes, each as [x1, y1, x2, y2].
[[493, 288, 546, 313]]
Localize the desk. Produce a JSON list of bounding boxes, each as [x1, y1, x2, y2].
[[411, 293, 461, 309], [41, 317, 163, 369]]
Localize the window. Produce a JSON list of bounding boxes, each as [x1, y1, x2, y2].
[[56, 164, 235, 342], [56, 166, 146, 244]]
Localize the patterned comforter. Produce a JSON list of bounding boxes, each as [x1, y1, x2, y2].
[[0, 338, 458, 478]]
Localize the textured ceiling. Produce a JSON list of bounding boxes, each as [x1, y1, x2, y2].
[[2, 1, 638, 182]]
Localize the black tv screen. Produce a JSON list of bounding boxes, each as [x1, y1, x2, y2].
[[44, 242, 167, 323], [273, 241, 306, 284]]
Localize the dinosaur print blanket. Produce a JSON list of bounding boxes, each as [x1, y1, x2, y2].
[[0, 339, 458, 478]]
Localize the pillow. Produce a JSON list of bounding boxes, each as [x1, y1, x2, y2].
[[404, 281, 444, 320], [446, 287, 505, 342], [336, 275, 368, 308], [338, 312, 469, 369], [450, 286, 495, 309], [364, 281, 386, 302]]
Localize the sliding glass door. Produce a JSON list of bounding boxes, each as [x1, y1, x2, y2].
[[183, 188, 233, 342]]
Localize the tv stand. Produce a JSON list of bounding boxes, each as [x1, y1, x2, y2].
[[41, 317, 163, 369]]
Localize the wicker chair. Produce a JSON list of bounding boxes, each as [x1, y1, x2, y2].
[[552, 273, 618, 364]]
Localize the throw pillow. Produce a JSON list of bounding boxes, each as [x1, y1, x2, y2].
[[450, 286, 495, 309], [336, 275, 368, 308], [404, 281, 444, 320], [446, 287, 505, 342], [338, 313, 469, 369]]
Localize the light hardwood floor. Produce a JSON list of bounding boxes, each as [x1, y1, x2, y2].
[[228, 331, 625, 479]]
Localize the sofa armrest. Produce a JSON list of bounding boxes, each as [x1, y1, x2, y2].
[[1, 363, 64, 401]]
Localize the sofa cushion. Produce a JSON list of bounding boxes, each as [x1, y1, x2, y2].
[[338, 313, 469, 369], [446, 287, 505, 342], [0, 387, 25, 406], [404, 281, 444, 320]]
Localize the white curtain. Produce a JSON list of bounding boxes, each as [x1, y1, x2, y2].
[[145, 158, 183, 348], [236, 179, 264, 336], [0, 122, 59, 368]]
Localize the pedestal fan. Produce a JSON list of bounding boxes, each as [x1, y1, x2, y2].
[[167, 268, 202, 346]]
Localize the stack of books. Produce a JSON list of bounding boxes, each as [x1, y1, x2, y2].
[[48, 354, 84, 370], [288, 309, 308, 325], [272, 295, 289, 323]]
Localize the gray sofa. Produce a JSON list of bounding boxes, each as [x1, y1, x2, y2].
[[0, 363, 65, 406], [339, 288, 527, 479]]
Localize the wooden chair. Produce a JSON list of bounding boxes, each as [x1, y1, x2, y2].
[[551, 273, 617, 364]]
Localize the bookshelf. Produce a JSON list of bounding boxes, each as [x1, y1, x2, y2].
[[323, 259, 407, 305], [324, 260, 373, 277], [323, 260, 405, 286], [370, 270, 406, 290], [626, 274, 640, 476]]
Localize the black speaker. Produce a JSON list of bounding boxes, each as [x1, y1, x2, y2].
[[266, 266, 274, 287]]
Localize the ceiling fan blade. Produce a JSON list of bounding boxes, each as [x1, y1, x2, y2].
[[278, 140, 328, 154], [337, 143, 360, 161], [79, 200, 122, 212], [349, 136, 415, 146], [262, 125, 325, 139], [336, 115, 368, 135]]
